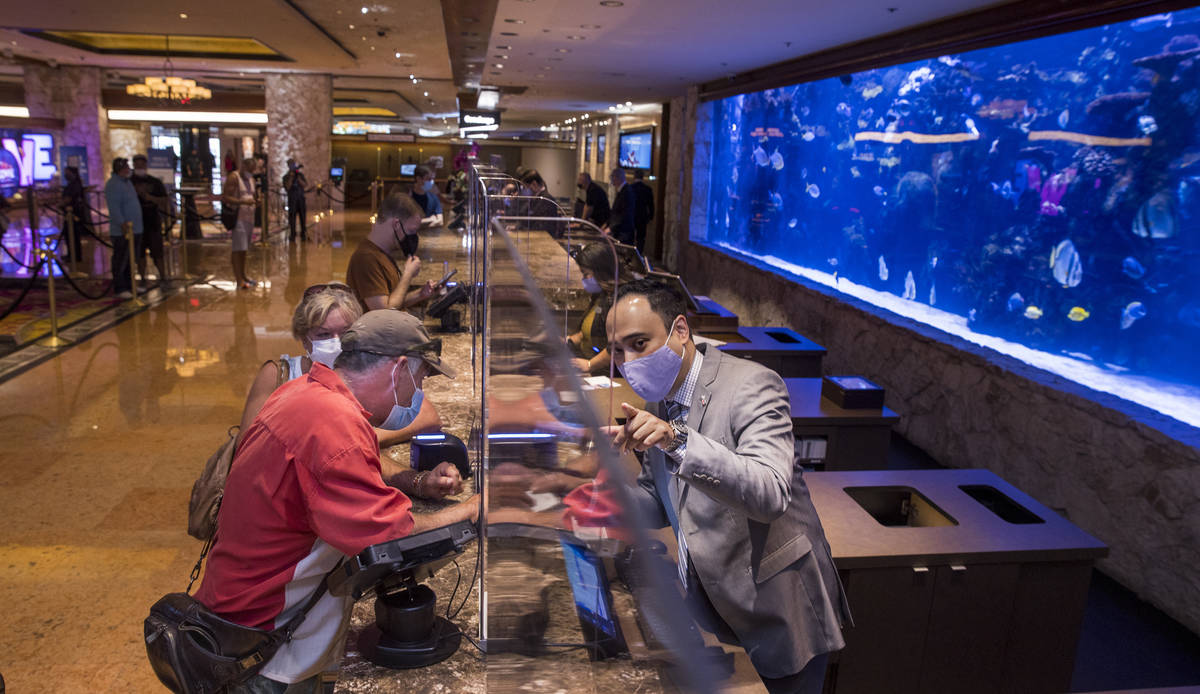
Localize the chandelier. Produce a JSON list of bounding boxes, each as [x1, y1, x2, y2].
[[125, 36, 212, 104]]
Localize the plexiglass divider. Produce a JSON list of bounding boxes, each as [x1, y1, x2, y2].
[[464, 161, 722, 692]]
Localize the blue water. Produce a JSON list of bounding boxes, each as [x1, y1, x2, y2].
[[703, 7, 1200, 424]]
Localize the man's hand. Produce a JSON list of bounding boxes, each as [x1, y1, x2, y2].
[[402, 255, 421, 280], [417, 280, 437, 300], [411, 493, 480, 534], [572, 357, 591, 373], [418, 462, 464, 499], [603, 402, 675, 453]]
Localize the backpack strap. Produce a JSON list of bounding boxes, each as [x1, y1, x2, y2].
[[275, 358, 289, 388]]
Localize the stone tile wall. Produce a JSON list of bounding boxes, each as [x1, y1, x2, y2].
[[23, 64, 110, 188], [265, 73, 337, 224]]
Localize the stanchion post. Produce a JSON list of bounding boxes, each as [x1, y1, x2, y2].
[[124, 221, 147, 307], [65, 210, 81, 277], [258, 188, 270, 247], [37, 249, 71, 348], [177, 212, 194, 281]]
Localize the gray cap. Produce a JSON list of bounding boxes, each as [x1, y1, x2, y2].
[[339, 310, 456, 378]]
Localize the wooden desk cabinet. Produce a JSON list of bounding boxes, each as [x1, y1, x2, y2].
[[785, 378, 898, 471]]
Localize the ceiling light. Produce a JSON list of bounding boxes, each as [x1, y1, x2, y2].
[[500, 31, 518, 36], [395, 51, 402, 58], [361, 6, 369, 13], [555, 48, 570, 53], [493, 63, 504, 68], [0, 106, 30, 118], [625, 100, 632, 106], [466, 132, 489, 139], [477, 90, 499, 109], [504, 18, 525, 24], [179, 13, 188, 19], [566, 35, 585, 40], [409, 74, 415, 79], [348, 24, 355, 29], [497, 45, 511, 50], [580, 24, 600, 29], [494, 54, 509, 59], [600, 0, 624, 5], [423, 91, 429, 96]]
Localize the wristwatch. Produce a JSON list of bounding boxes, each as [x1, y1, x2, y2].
[[665, 419, 688, 454]]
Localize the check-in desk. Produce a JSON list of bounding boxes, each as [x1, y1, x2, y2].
[[806, 469, 1108, 694], [688, 296, 739, 333], [708, 326, 826, 378], [785, 378, 899, 471]]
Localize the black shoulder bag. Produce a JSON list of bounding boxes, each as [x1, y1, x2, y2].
[[146, 510, 340, 693]]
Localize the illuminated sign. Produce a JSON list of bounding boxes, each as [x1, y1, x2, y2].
[[458, 109, 500, 129], [0, 133, 56, 186]]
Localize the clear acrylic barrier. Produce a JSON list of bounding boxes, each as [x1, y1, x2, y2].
[[464, 162, 726, 693]]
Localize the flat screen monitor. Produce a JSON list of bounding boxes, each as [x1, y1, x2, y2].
[[618, 130, 652, 170], [401, 163, 417, 176], [560, 538, 625, 659], [597, 134, 606, 162]]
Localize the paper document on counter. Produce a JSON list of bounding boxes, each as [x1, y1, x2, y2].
[[582, 375, 615, 390]]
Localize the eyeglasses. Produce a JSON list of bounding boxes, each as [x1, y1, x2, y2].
[[302, 282, 353, 299]]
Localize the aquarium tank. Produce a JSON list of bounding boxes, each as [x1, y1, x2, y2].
[[699, 6, 1200, 429]]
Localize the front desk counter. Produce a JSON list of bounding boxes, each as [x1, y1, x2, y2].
[[806, 469, 1109, 694], [705, 326, 826, 378], [335, 229, 765, 692], [785, 378, 899, 471]]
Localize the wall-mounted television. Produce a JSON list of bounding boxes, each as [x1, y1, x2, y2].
[[597, 134, 606, 163], [400, 163, 417, 176], [618, 129, 652, 170]]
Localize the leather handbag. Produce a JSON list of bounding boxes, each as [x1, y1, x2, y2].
[[220, 175, 242, 231], [187, 361, 289, 540], [144, 556, 339, 694]]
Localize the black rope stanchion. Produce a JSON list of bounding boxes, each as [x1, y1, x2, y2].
[[50, 256, 113, 301], [0, 256, 47, 323]]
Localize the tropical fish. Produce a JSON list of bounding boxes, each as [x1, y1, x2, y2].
[[992, 180, 1021, 206], [787, 218, 798, 229], [899, 66, 934, 96], [903, 271, 917, 300], [1120, 301, 1147, 329], [828, 257, 839, 267], [1121, 256, 1146, 279], [768, 190, 783, 208], [806, 183, 821, 199], [801, 167, 808, 178], [1132, 192, 1179, 238], [1007, 292, 1025, 312], [836, 102, 853, 118], [878, 255, 889, 281], [971, 93, 983, 106], [879, 157, 901, 168], [969, 308, 978, 322], [850, 166, 861, 178], [1058, 109, 1070, 128], [861, 84, 883, 99], [730, 167, 738, 184], [770, 149, 784, 170], [1138, 115, 1158, 135], [802, 131, 816, 142], [873, 185, 886, 197], [929, 284, 937, 306], [753, 145, 770, 167], [1050, 239, 1084, 288], [1067, 306, 1090, 322], [1024, 305, 1044, 320]]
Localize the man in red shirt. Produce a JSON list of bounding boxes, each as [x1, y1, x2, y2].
[[196, 310, 477, 691]]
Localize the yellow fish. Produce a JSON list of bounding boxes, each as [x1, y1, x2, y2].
[[1024, 305, 1043, 320], [1068, 306, 1090, 322]]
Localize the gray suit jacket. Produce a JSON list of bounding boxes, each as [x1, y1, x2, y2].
[[630, 344, 851, 678]]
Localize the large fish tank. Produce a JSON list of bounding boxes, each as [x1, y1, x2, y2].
[[699, 7, 1200, 429]]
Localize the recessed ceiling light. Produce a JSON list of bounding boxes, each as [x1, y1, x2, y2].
[[496, 45, 511, 50], [494, 63, 504, 68], [504, 18, 525, 24], [494, 54, 508, 59], [600, 0, 624, 5], [555, 48, 570, 53], [179, 12, 188, 19], [361, 6, 369, 13], [361, 36, 367, 41], [580, 24, 600, 29], [500, 31, 518, 36], [566, 35, 585, 40], [424, 91, 429, 96], [409, 74, 415, 79], [395, 51, 402, 58]]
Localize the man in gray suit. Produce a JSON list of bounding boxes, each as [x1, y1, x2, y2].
[[606, 278, 850, 694]]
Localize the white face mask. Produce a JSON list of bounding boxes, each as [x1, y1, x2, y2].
[[617, 319, 685, 403], [308, 336, 341, 368], [581, 276, 602, 294], [380, 359, 424, 430]]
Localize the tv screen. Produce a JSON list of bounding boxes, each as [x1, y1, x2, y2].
[[618, 130, 652, 169], [401, 163, 417, 176], [597, 134, 606, 162]]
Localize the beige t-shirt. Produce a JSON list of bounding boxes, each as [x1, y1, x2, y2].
[[345, 238, 400, 312]]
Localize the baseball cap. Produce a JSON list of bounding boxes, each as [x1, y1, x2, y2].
[[339, 309, 456, 378]]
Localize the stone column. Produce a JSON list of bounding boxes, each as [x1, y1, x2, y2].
[[265, 73, 335, 227], [23, 64, 110, 186], [662, 86, 700, 272]]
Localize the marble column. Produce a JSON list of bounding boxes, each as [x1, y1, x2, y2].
[[264, 73, 336, 227], [23, 64, 110, 186], [662, 86, 701, 272]]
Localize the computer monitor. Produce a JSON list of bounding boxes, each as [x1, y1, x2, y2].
[[560, 537, 626, 660], [647, 271, 703, 314], [401, 163, 417, 176]]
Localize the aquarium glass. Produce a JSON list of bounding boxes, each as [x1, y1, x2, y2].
[[700, 8, 1200, 428]]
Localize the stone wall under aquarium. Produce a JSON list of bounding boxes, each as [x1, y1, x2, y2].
[[699, 7, 1200, 429]]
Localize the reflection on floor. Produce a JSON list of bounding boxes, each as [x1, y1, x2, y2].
[[0, 211, 1195, 692]]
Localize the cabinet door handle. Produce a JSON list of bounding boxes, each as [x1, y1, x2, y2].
[[912, 566, 929, 574], [950, 564, 967, 572]]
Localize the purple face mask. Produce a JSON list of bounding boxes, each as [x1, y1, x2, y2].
[[617, 320, 684, 403]]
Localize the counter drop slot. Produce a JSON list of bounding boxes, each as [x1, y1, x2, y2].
[[844, 486, 958, 527], [959, 484, 1044, 524]]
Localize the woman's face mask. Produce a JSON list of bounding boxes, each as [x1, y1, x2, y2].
[[422, 179, 435, 193], [617, 318, 685, 403], [308, 336, 341, 368], [581, 276, 602, 294], [380, 359, 424, 430]]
